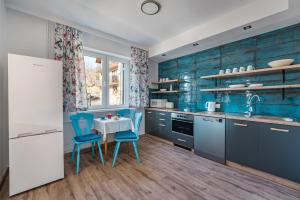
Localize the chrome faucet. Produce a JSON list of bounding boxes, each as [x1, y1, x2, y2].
[[246, 94, 261, 117]]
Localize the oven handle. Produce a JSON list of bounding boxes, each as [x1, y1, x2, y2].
[[172, 119, 193, 124]]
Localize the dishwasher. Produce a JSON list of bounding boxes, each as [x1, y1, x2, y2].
[[194, 116, 225, 164]]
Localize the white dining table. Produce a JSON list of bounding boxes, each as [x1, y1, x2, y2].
[[94, 117, 133, 156]]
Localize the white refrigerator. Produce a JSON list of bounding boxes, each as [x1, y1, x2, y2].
[[8, 54, 64, 196]]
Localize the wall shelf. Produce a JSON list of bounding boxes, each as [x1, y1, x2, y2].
[[152, 79, 180, 84], [151, 90, 182, 94], [200, 64, 300, 79], [200, 84, 300, 92]]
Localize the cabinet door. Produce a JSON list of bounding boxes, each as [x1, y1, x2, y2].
[[258, 124, 300, 183], [226, 120, 259, 168], [145, 110, 156, 135], [156, 112, 172, 141]]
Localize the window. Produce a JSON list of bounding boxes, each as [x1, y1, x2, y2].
[[84, 50, 129, 109]]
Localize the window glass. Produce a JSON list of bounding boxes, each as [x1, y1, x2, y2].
[[84, 56, 103, 107], [108, 60, 124, 106], [83, 51, 128, 109]]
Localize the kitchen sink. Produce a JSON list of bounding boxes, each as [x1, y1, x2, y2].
[[229, 113, 296, 122], [251, 115, 295, 122]]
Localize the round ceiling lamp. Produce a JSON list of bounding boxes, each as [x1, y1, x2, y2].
[[141, 0, 161, 15]]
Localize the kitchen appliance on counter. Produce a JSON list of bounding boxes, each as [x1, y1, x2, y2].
[[194, 116, 225, 164], [8, 54, 64, 196], [171, 113, 194, 149], [205, 102, 217, 112], [166, 102, 174, 109], [150, 99, 167, 108]]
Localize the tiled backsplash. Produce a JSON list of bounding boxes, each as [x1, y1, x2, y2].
[[157, 24, 300, 117]]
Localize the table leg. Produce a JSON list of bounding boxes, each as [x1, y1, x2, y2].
[[104, 140, 108, 158], [126, 142, 129, 154]]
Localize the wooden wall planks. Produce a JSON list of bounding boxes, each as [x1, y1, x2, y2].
[[157, 23, 300, 117]]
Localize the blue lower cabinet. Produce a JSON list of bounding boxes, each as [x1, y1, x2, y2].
[[226, 120, 259, 168], [145, 110, 157, 136], [257, 123, 300, 183], [156, 112, 172, 141], [145, 110, 173, 141], [226, 120, 300, 183]]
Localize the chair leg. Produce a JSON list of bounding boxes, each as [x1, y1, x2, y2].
[[70, 143, 76, 163], [112, 142, 121, 168], [132, 141, 140, 164], [76, 144, 81, 175], [97, 141, 105, 165], [91, 142, 95, 159]]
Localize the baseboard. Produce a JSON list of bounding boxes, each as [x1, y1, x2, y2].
[[226, 161, 300, 191], [0, 167, 8, 191]]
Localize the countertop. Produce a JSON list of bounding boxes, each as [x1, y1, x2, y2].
[[145, 107, 300, 127]]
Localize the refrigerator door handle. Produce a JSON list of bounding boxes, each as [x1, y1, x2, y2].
[[17, 132, 34, 138], [44, 129, 58, 133]]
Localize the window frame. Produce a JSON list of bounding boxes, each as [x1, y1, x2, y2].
[[83, 49, 129, 110]]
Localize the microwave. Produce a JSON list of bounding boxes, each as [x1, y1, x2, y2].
[[150, 99, 167, 108]]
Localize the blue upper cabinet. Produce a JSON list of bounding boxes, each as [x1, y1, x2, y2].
[[158, 23, 300, 118]]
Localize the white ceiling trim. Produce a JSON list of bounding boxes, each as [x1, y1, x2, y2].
[[149, 0, 289, 58], [4, 2, 148, 50]]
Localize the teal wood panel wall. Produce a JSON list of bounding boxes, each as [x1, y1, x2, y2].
[[157, 24, 300, 117]]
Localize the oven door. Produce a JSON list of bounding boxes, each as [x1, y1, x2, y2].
[[172, 119, 194, 136]]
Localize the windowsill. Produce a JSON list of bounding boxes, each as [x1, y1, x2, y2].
[[63, 107, 133, 123]]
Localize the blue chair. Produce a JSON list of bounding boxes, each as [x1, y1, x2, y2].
[[112, 112, 143, 167], [117, 109, 136, 120], [70, 113, 105, 174]]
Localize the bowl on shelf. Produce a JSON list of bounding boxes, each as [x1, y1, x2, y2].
[[160, 89, 167, 92], [268, 59, 294, 68], [229, 84, 246, 88]]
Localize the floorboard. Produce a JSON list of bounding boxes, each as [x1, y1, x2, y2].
[[1, 135, 299, 200]]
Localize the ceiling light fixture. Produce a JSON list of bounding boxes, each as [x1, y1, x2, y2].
[[243, 25, 252, 30], [193, 43, 199, 47], [161, 54, 166, 57], [141, 0, 161, 15]]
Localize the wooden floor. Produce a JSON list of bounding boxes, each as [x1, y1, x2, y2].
[[1, 135, 299, 200]]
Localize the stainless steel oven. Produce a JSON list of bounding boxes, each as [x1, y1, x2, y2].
[[171, 113, 194, 149]]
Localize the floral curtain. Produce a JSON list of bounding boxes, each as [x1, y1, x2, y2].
[[130, 47, 149, 107], [54, 23, 87, 112]]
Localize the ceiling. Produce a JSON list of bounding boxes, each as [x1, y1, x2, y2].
[[5, 0, 252, 47], [5, 0, 300, 62]]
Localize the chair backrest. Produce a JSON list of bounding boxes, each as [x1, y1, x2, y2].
[[118, 109, 136, 120], [70, 112, 94, 136], [133, 112, 143, 139]]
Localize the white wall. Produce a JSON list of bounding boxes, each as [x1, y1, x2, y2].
[[0, 0, 8, 182], [6, 9, 150, 153], [7, 8, 49, 58]]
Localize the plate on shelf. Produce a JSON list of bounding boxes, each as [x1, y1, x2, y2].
[[229, 84, 246, 88], [268, 59, 294, 68], [248, 83, 263, 88]]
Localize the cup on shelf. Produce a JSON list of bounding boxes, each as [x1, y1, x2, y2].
[[219, 70, 225, 75], [160, 78, 163, 82], [165, 78, 169, 81], [247, 65, 255, 71], [239, 66, 246, 72], [225, 69, 232, 74], [162, 78, 166, 82], [232, 68, 238, 73]]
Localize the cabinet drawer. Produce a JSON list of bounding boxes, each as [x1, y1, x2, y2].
[[172, 131, 194, 149], [157, 123, 172, 141], [156, 112, 171, 120]]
